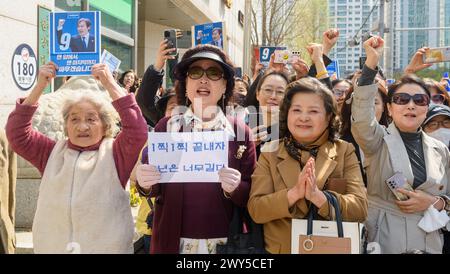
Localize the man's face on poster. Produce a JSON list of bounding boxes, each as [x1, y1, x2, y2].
[[212, 29, 220, 41], [197, 30, 203, 39], [77, 20, 90, 36]]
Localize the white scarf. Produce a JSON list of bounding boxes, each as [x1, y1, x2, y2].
[[167, 107, 235, 138]]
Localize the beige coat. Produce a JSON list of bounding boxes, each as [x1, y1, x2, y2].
[[0, 129, 17, 254], [351, 83, 450, 254], [248, 139, 368, 254]]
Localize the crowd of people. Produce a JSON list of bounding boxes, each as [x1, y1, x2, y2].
[[1, 28, 450, 254]]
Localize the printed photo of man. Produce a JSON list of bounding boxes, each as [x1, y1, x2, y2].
[[57, 18, 95, 52], [210, 27, 223, 48], [196, 30, 203, 45]]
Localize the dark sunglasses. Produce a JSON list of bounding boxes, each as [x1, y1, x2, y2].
[[187, 66, 224, 81], [391, 93, 430, 106], [431, 94, 445, 104]]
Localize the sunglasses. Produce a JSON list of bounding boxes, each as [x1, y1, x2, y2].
[[391, 93, 430, 106], [431, 94, 445, 104], [187, 66, 224, 81]]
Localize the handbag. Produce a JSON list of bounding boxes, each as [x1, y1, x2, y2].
[[291, 191, 365, 254], [216, 206, 267, 254]]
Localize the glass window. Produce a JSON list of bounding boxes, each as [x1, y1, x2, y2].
[[102, 36, 132, 71], [55, 0, 84, 11], [89, 0, 134, 37]]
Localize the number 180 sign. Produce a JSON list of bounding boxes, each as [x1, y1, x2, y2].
[[11, 44, 37, 90]]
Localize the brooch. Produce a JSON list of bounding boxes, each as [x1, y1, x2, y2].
[[235, 145, 247, 159]]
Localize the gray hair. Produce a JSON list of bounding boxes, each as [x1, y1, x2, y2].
[[62, 92, 119, 138]]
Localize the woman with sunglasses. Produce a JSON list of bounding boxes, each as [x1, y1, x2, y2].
[[424, 78, 450, 106], [351, 37, 450, 254], [134, 45, 256, 254]]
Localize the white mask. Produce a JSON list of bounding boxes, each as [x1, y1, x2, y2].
[[428, 128, 450, 147], [418, 205, 449, 233]]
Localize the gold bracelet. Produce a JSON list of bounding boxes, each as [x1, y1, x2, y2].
[[316, 70, 329, 79]]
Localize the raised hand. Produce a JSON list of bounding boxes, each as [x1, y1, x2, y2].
[[219, 167, 241, 195], [91, 63, 125, 100], [306, 43, 324, 65], [253, 61, 265, 81], [58, 19, 65, 28], [292, 58, 310, 80], [323, 29, 340, 55], [363, 36, 384, 70], [154, 39, 177, 71], [136, 164, 161, 191], [23, 62, 57, 105], [404, 47, 432, 74], [269, 53, 288, 73]]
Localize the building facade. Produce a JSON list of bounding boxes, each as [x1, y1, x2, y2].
[[328, 0, 379, 76]]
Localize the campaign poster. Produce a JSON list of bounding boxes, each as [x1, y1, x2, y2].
[[259, 46, 287, 66], [100, 49, 121, 73], [326, 60, 341, 80], [192, 22, 225, 50], [50, 11, 101, 76]]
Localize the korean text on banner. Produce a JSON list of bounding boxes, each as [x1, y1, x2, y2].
[[147, 131, 229, 183]]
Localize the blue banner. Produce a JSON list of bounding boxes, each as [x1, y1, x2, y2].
[[326, 60, 340, 79], [50, 11, 101, 76]]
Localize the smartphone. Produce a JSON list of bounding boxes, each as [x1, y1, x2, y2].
[[359, 56, 367, 70], [164, 29, 178, 56], [274, 49, 290, 64], [274, 50, 300, 64], [290, 51, 301, 63], [385, 172, 414, 201], [423, 47, 450, 63]]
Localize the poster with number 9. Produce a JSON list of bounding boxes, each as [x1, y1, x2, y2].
[[49, 11, 101, 76]]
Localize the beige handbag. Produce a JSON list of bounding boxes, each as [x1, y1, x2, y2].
[[291, 191, 364, 254]]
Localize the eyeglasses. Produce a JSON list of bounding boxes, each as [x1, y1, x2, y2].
[[187, 66, 224, 81], [431, 94, 446, 104], [424, 119, 450, 131], [332, 88, 348, 97], [260, 87, 285, 98], [391, 93, 430, 106]]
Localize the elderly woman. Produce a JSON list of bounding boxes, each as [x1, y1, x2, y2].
[[5, 62, 148, 253], [248, 77, 368, 254], [351, 37, 450, 253], [134, 45, 256, 254]]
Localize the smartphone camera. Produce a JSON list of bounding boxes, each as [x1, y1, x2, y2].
[[164, 29, 178, 56]]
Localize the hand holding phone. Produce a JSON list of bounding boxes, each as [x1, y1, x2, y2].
[[423, 47, 450, 63], [385, 172, 414, 201], [164, 29, 178, 56]]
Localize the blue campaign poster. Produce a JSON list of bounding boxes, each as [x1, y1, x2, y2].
[[193, 22, 224, 49], [326, 60, 340, 79], [50, 11, 101, 76], [259, 46, 286, 66]]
